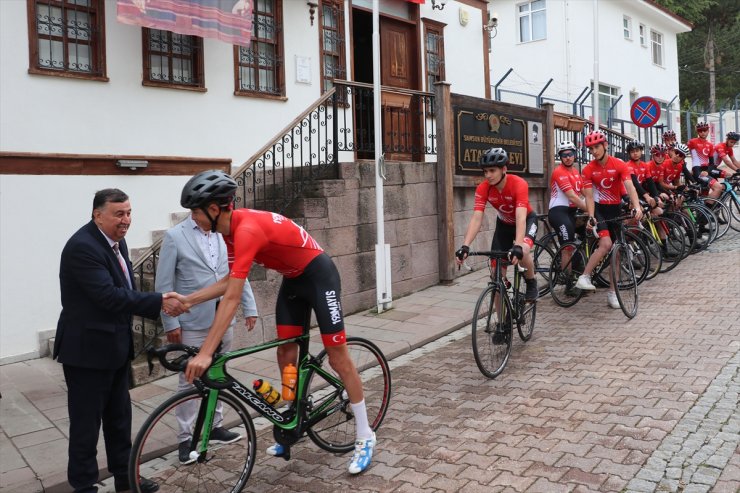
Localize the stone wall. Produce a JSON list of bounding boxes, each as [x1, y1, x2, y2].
[[230, 160, 545, 350]]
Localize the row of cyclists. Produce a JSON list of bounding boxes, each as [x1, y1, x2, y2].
[[455, 123, 739, 309]]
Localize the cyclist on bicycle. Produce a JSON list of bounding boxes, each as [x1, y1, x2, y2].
[[548, 141, 586, 272], [575, 131, 643, 309], [687, 121, 724, 200], [178, 170, 376, 475], [655, 144, 683, 197], [455, 147, 540, 303], [713, 131, 739, 175], [625, 140, 663, 214]]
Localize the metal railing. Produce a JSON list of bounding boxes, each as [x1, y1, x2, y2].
[[129, 81, 437, 363]]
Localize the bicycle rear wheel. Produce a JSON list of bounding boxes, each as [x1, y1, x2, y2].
[[627, 226, 662, 281], [306, 337, 391, 453], [129, 389, 256, 493], [703, 197, 731, 240], [653, 217, 685, 272], [549, 242, 586, 308], [665, 212, 695, 258], [471, 284, 513, 379], [611, 242, 638, 319]]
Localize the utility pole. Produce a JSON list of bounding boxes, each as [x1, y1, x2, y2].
[[705, 26, 716, 113]]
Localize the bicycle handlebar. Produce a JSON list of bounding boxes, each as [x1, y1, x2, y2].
[[147, 344, 231, 389]]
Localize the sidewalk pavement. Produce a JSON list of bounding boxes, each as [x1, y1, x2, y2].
[[0, 268, 492, 493]]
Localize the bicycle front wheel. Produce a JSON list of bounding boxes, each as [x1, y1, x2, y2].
[[703, 197, 731, 240], [721, 193, 740, 232], [533, 236, 557, 296], [471, 283, 513, 379], [129, 389, 256, 493], [306, 337, 391, 453], [611, 242, 638, 319]]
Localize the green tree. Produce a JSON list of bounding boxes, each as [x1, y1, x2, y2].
[[654, 0, 740, 113]]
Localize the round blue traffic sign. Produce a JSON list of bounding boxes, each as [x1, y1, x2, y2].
[[630, 96, 661, 128]]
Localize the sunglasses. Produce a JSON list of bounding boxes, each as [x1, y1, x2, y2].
[[560, 151, 576, 158]]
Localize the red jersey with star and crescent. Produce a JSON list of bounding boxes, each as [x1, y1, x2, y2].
[[626, 159, 649, 183], [582, 156, 631, 205], [549, 164, 583, 208], [687, 137, 714, 167], [474, 174, 533, 224], [224, 209, 323, 279], [661, 160, 683, 184], [714, 142, 735, 161], [644, 160, 661, 182]]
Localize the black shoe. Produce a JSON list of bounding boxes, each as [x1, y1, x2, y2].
[[210, 427, 242, 444], [179, 440, 196, 465], [524, 279, 539, 302], [115, 476, 159, 493]]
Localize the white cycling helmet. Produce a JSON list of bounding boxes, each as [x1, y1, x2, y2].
[[673, 143, 689, 157], [557, 141, 577, 156]]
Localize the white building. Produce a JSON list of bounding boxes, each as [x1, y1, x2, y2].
[[488, 0, 691, 136], [0, 0, 490, 363]]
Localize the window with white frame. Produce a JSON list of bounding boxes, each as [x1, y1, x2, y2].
[[651, 29, 663, 66], [639, 24, 646, 47], [623, 16, 632, 39], [518, 0, 546, 43], [593, 82, 620, 125]]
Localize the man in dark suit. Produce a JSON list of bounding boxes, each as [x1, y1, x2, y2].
[[54, 188, 184, 493]]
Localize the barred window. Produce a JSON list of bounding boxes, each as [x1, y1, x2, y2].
[[234, 0, 284, 98], [143, 29, 205, 90], [28, 0, 107, 79], [320, 0, 346, 94], [424, 21, 445, 91]]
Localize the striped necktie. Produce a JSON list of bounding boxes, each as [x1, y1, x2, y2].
[[112, 242, 132, 288]]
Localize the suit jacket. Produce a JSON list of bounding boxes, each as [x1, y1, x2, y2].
[[54, 221, 162, 370], [155, 219, 257, 333]]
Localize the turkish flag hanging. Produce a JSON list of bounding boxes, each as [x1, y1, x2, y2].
[[406, 0, 425, 4], [117, 0, 253, 47]]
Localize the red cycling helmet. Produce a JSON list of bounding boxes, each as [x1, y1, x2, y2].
[[651, 144, 668, 155], [696, 121, 710, 131], [584, 131, 607, 148], [662, 130, 676, 141]]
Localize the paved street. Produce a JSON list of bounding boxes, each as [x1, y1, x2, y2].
[[1, 231, 739, 492]]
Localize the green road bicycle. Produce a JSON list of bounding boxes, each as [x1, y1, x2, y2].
[[129, 333, 391, 493]]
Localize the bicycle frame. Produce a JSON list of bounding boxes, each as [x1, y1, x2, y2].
[[166, 334, 346, 458]]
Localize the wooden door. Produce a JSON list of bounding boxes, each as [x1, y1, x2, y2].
[[380, 18, 419, 161]]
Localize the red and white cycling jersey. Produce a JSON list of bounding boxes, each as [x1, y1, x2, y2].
[[474, 174, 533, 224], [225, 209, 323, 279], [687, 137, 714, 167], [549, 164, 583, 208], [714, 142, 735, 162], [661, 160, 683, 184], [582, 156, 631, 205]]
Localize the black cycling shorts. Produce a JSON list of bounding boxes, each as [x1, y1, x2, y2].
[[594, 203, 622, 240], [548, 206, 578, 243], [491, 211, 538, 251], [275, 253, 346, 346]]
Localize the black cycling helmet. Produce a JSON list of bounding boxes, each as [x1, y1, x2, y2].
[[479, 147, 508, 168], [626, 140, 644, 152], [727, 131, 740, 141], [181, 170, 237, 209]]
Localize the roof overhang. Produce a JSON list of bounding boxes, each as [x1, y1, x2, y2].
[[640, 0, 693, 32]]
